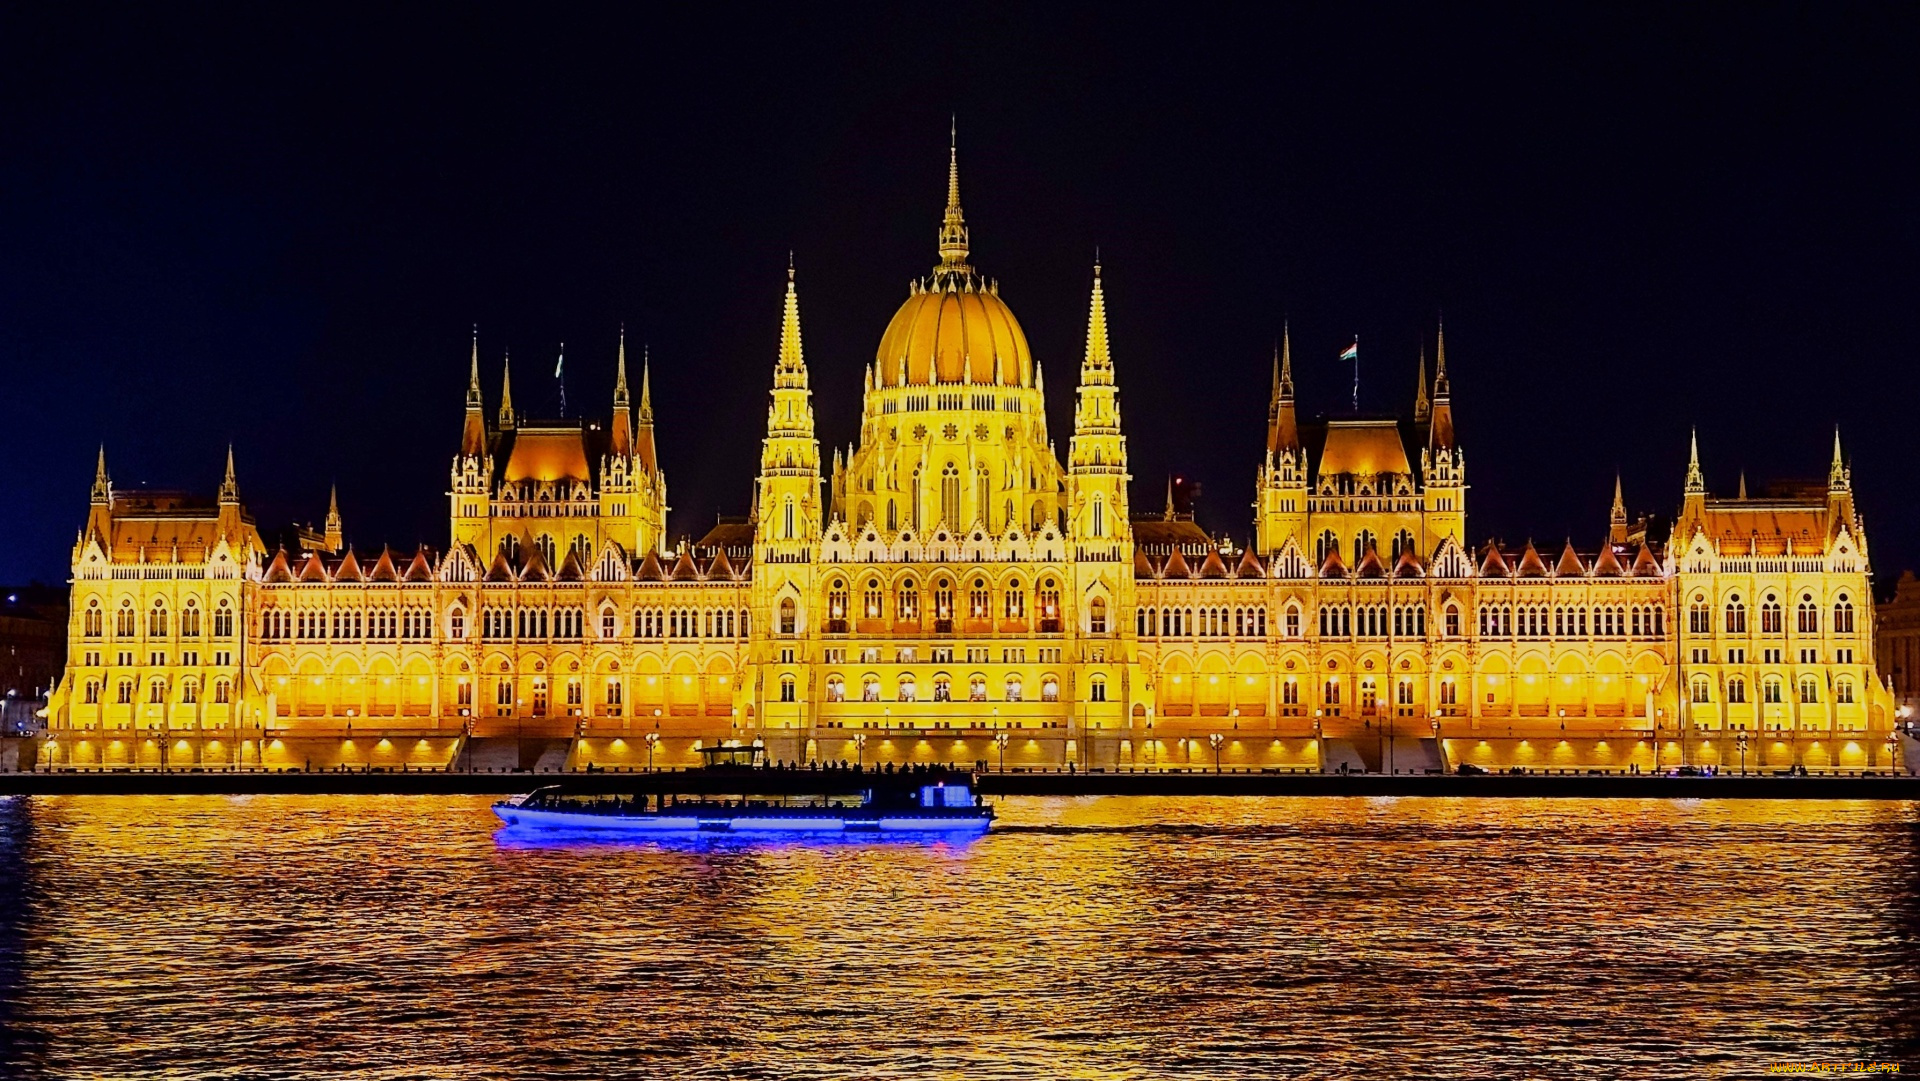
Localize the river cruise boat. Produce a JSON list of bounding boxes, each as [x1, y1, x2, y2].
[[492, 746, 994, 835]]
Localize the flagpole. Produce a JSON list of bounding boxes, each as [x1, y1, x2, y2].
[[1350, 334, 1359, 414]]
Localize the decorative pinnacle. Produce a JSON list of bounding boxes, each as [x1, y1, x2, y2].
[[1414, 347, 1430, 421], [1611, 473, 1626, 522], [1685, 427, 1704, 493], [466, 325, 482, 409], [91, 445, 110, 502], [499, 350, 516, 429], [614, 327, 630, 407], [1433, 317, 1450, 398], [639, 347, 654, 423], [1830, 425, 1849, 490], [219, 443, 238, 501], [1280, 322, 1293, 398]]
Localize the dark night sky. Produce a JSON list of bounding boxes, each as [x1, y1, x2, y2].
[[2, 9, 1915, 589]]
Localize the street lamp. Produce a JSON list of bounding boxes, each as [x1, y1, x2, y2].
[[645, 731, 660, 772], [1208, 732, 1224, 773], [1737, 731, 1749, 775], [996, 730, 1009, 772], [854, 732, 867, 769]]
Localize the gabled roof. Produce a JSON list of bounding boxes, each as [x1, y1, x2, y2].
[[1354, 543, 1387, 578], [1632, 543, 1661, 576], [368, 547, 400, 582], [1198, 548, 1231, 578], [669, 548, 701, 581], [706, 546, 737, 580], [1478, 542, 1510, 578], [1235, 548, 1265, 579], [1133, 549, 1155, 579], [1318, 544, 1348, 579], [1393, 547, 1424, 578], [485, 547, 517, 582], [403, 548, 435, 582], [555, 547, 585, 582], [1554, 542, 1585, 577], [298, 551, 330, 582], [695, 521, 754, 551], [1515, 542, 1550, 578], [333, 549, 364, 582], [519, 542, 552, 583], [1161, 547, 1193, 579], [1316, 420, 1412, 479], [1591, 542, 1625, 577], [265, 548, 295, 583], [1131, 518, 1213, 553], [636, 549, 667, 581]]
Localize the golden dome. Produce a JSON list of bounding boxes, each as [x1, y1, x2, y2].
[[873, 133, 1032, 389], [876, 282, 1031, 388]]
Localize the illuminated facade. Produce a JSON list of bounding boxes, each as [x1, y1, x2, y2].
[[42, 148, 1902, 774]]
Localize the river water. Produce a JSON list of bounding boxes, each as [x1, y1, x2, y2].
[[0, 794, 1915, 1079]]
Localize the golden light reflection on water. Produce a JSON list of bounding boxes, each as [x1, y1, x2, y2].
[[0, 794, 1917, 1079]]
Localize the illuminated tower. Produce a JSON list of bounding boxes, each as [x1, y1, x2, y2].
[[1254, 327, 1306, 555]]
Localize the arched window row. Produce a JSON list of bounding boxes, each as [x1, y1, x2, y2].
[[631, 607, 750, 641]]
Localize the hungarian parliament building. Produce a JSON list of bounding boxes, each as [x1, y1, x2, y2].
[[43, 150, 1900, 774]]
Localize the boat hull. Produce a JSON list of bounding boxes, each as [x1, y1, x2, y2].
[[492, 804, 991, 834]]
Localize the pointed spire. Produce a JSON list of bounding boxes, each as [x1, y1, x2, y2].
[[1413, 347, 1430, 423], [1081, 261, 1112, 376], [498, 351, 516, 430], [219, 444, 238, 503], [639, 348, 654, 422], [1164, 475, 1176, 521], [460, 329, 488, 456], [609, 330, 634, 459], [1830, 425, 1849, 491], [1267, 324, 1299, 455], [934, 123, 971, 279], [466, 326, 482, 409], [91, 445, 111, 504], [776, 261, 807, 387], [614, 328, 630, 408], [324, 483, 343, 553], [1737, 470, 1748, 500], [1684, 427, 1705, 494], [1611, 473, 1627, 523], [1427, 319, 1456, 451]]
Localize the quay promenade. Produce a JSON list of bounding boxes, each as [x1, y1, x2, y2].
[[1, 763, 1917, 800]]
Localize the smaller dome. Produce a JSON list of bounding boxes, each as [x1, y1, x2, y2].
[[876, 282, 1031, 388]]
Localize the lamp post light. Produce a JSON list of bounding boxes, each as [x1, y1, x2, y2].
[[645, 730, 660, 773], [1208, 732, 1224, 773], [1737, 731, 1749, 776], [996, 730, 1009, 772], [854, 732, 867, 770]]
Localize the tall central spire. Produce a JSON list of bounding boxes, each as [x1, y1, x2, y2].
[[1081, 261, 1112, 379], [776, 261, 808, 387], [935, 123, 971, 280]]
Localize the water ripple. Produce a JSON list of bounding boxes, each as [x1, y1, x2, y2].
[[0, 795, 1916, 1078]]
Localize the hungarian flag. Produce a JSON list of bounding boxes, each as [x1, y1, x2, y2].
[[1339, 339, 1358, 361]]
